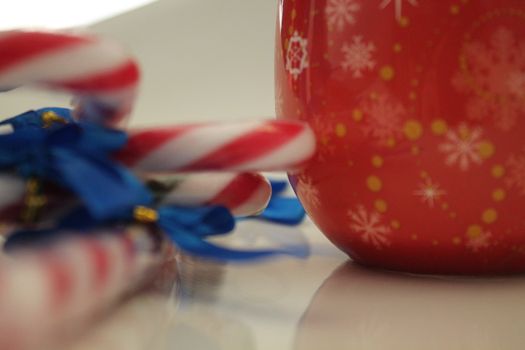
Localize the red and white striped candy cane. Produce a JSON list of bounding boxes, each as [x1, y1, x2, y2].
[[148, 172, 271, 216], [116, 120, 316, 172], [0, 30, 139, 127], [0, 226, 160, 350]]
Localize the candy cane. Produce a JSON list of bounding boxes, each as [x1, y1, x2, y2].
[[0, 30, 139, 127], [116, 120, 316, 172], [147, 172, 271, 216], [0, 226, 161, 350]]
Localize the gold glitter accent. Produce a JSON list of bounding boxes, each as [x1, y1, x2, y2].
[[403, 120, 423, 140], [374, 199, 388, 213], [431, 119, 448, 135], [411, 146, 420, 155], [420, 171, 429, 179], [371, 155, 383, 168], [335, 123, 347, 137], [380, 65, 395, 81], [492, 188, 506, 202], [21, 179, 47, 223], [432, 240, 439, 246], [450, 5, 460, 15], [449, 212, 457, 219], [491, 165, 505, 178], [409, 91, 417, 100], [452, 237, 462, 245], [366, 176, 382, 192], [134, 206, 159, 223], [482, 209, 498, 224], [42, 111, 67, 128]]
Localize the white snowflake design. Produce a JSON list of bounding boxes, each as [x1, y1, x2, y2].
[[413, 178, 446, 207], [347, 205, 391, 249], [466, 229, 492, 253], [325, 0, 360, 31], [286, 31, 309, 80], [379, 0, 418, 21], [341, 36, 376, 78], [438, 124, 484, 171], [506, 148, 525, 196], [296, 175, 320, 209], [452, 27, 525, 131], [360, 92, 406, 144]]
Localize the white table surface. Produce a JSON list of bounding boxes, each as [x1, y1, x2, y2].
[[3, 1, 525, 349]]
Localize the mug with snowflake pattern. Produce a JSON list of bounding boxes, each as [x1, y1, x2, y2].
[[276, 0, 525, 274]]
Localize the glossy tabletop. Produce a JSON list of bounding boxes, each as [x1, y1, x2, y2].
[[56, 217, 525, 350]]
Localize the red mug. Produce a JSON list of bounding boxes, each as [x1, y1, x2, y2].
[[276, 0, 525, 274]]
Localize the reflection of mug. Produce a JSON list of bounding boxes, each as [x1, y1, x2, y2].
[[276, 1, 525, 274], [295, 263, 525, 349]]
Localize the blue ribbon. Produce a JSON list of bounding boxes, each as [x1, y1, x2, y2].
[[245, 180, 306, 225], [2, 108, 309, 261], [0, 108, 151, 220], [6, 202, 309, 260]]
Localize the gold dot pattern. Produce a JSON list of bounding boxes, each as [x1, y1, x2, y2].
[[492, 188, 506, 202], [491, 165, 505, 178], [478, 141, 495, 159], [403, 120, 423, 140], [335, 123, 347, 137], [393, 43, 402, 52], [431, 119, 448, 135], [482, 208, 498, 224], [352, 109, 363, 122], [467, 225, 482, 238], [371, 155, 384, 168], [391, 220, 401, 229], [367, 176, 383, 192], [375, 199, 388, 213], [398, 16, 410, 27], [380, 65, 395, 81]]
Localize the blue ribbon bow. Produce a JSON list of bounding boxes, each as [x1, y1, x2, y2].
[[2, 108, 310, 261], [0, 108, 151, 220]]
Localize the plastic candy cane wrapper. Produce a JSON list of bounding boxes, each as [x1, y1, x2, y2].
[[0, 226, 163, 350]]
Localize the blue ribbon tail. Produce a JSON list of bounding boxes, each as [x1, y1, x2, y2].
[[270, 179, 289, 195], [164, 226, 310, 261], [158, 205, 309, 261], [158, 205, 235, 238], [257, 197, 306, 225]]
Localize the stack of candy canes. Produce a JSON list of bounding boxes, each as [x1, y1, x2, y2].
[[0, 30, 315, 349]]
